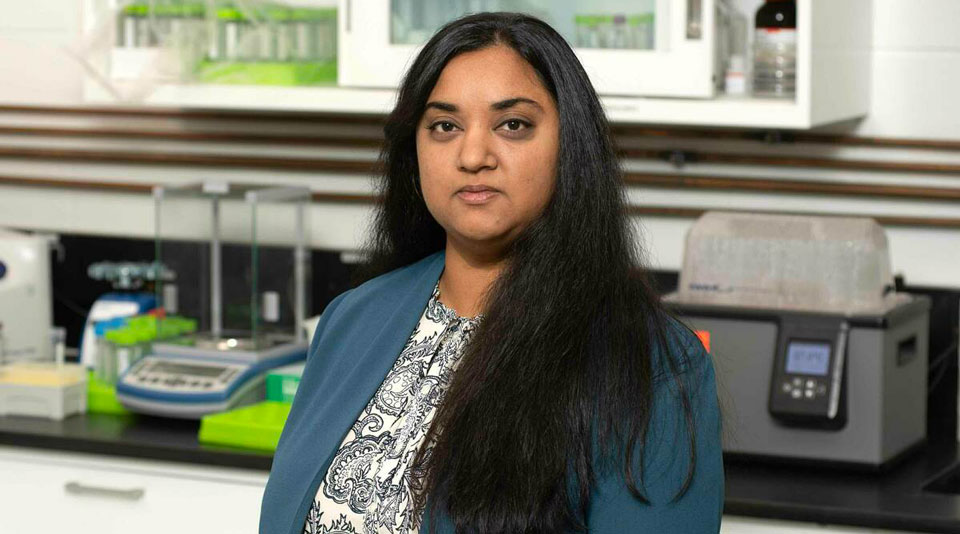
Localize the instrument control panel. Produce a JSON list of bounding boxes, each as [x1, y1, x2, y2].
[[122, 358, 248, 394], [769, 317, 849, 430]]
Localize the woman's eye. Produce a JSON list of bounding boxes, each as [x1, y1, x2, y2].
[[430, 121, 458, 133], [499, 119, 531, 133]]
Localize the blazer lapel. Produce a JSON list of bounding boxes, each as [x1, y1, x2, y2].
[[271, 250, 446, 534]]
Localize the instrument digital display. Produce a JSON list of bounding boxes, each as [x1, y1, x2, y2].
[[150, 361, 225, 377], [785, 341, 831, 376]]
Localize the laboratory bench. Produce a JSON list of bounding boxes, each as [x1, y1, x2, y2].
[[2, 413, 960, 533]]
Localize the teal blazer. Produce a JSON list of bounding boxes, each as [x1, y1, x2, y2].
[[260, 251, 724, 533]]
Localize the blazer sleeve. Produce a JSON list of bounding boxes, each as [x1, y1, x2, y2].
[[587, 324, 725, 533]]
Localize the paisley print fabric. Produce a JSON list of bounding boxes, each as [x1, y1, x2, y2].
[[303, 280, 482, 534]]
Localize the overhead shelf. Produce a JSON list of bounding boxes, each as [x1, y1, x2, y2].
[[85, 83, 849, 129]]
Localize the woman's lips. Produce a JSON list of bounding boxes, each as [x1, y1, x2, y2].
[[456, 186, 499, 204]]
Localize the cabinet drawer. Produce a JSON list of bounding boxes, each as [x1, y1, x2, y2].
[[0, 446, 268, 534]]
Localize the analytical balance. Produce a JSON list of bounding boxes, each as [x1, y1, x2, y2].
[[116, 182, 313, 418]]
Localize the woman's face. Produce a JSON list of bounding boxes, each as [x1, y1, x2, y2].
[[416, 45, 560, 256]]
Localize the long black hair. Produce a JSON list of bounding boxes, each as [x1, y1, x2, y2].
[[360, 12, 699, 533]]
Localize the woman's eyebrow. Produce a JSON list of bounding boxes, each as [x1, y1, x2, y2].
[[425, 101, 458, 112], [424, 97, 543, 113], [490, 97, 542, 111]]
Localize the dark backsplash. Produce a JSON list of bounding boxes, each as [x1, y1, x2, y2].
[[48, 234, 960, 440]]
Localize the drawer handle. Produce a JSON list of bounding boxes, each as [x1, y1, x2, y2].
[[64, 481, 145, 501]]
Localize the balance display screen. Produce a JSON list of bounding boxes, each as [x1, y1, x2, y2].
[[152, 362, 225, 377], [785, 341, 831, 376]]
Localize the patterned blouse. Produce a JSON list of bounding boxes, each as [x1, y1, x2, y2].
[[303, 280, 482, 534]]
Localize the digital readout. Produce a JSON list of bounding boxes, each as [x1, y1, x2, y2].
[[151, 362, 226, 377], [785, 341, 831, 376]]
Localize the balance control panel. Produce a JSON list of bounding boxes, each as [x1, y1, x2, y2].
[[122, 357, 247, 394]]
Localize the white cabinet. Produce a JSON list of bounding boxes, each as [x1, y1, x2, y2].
[[0, 445, 268, 534], [339, 0, 721, 98], [0, 0, 84, 105], [335, 0, 873, 128], [75, 0, 870, 129], [333, 0, 871, 128]]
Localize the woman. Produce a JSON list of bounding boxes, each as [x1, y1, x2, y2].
[[261, 11, 723, 534]]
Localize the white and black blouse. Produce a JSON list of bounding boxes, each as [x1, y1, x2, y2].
[[303, 280, 482, 534]]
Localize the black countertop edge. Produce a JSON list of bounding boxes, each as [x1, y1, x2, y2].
[[0, 413, 273, 471], [724, 501, 960, 534], [0, 431, 274, 471]]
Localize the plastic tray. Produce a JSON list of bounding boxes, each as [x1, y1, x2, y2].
[[198, 401, 292, 451]]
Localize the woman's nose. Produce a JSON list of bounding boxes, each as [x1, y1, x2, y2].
[[457, 128, 497, 173]]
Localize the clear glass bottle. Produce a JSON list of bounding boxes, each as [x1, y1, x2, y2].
[[610, 14, 629, 49], [752, 0, 796, 98]]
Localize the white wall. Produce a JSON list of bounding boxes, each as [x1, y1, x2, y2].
[[851, 0, 960, 140], [0, 0, 84, 105]]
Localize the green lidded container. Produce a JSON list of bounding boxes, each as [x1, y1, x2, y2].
[[198, 401, 292, 451], [104, 327, 138, 345], [574, 14, 605, 27], [265, 362, 304, 402], [289, 7, 336, 21], [123, 3, 149, 16], [216, 6, 246, 21], [628, 13, 655, 25]]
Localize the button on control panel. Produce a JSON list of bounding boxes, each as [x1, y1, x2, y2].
[[780, 376, 828, 402]]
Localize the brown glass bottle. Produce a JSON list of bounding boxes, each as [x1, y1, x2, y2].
[[753, 0, 796, 98]]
